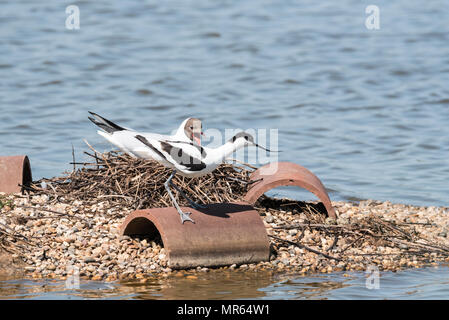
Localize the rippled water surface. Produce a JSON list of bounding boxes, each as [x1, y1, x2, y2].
[[1, 0, 449, 299], [1, 266, 449, 299]]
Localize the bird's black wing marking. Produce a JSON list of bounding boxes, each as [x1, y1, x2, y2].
[[163, 140, 207, 158], [160, 141, 206, 171], [88, 111, 126, 133], [135, 135, 168, 160]]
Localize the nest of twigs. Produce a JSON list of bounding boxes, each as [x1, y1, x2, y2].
[[27, 148, 256, 211]]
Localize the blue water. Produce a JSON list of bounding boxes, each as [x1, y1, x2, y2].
[[1, 0, 449, 299]]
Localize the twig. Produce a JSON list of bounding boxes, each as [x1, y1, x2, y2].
[[269, 235, 341, 261]]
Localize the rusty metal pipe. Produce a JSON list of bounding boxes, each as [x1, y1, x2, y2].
[[0, 155, 32, 194], [243, 162, 337, 219], [120, 202, 270, 269]]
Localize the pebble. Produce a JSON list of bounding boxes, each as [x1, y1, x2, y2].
[[2, 194, 449, 281], [265, 216, 274, 223]]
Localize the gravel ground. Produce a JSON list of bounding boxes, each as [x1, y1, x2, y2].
[[1, 193, 448, 282]]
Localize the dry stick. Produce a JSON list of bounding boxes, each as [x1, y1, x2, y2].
[[225, 158, 258, 170], [115, 179, 124, 195], [373, 217, 413, 241], [97, 194, 133, 201], [326, 234, 339, 252], [296, 226, 306, 242], [69, 162, 100, 166], [134, 174, 142, 201], [83, 139, 100, 155], [350, 252, 428, 257], [399, 222, 432, 226], [338, 234, 365, 254], [0, 223, 32, 244], [71, 143, 76, 173], [83, 151, 100, 162], [269, 234, 341, 261], [387, 238, 449, 255], [0, 242, 23, 255], [84, 139, 114, 172], [273, 223, 345, 230]]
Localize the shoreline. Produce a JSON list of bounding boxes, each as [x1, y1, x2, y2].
[[1, 193, 448, 282]]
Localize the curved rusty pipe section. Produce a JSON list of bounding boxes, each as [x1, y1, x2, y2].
[[0, 155, 32, 194], [243, 161, 337, 219], [120, 202, 270, 269]]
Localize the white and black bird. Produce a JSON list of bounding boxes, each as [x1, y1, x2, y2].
[[88, 111, 204, 158], [131, 131, 277, 224]]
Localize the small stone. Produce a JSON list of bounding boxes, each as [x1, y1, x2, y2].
[[47, 264, 56, 271], [84, 257, 96, 263]]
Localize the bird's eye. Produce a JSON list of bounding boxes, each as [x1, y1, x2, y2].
[[190, 126, 193, 129], [244, 136, 248, 140]]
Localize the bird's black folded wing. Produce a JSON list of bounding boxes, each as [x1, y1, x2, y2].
[[160, 141, 206, 172], [134, 135, 168, 160], [163, 140, 207, 158]]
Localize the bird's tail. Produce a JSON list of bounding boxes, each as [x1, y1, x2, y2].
[[88, 111, 126, 134]]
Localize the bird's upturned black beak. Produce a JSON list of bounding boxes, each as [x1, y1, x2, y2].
[[253, 143, 281, 153]]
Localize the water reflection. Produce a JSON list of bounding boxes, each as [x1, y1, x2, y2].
[[124, 271, 276, 300], [1, 266, 449, 299], [0, 271, 275, 300]]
